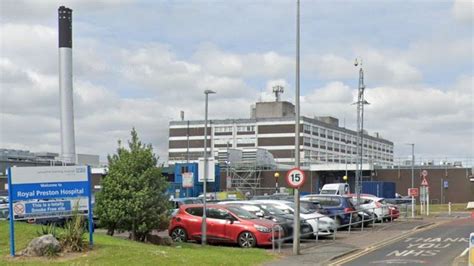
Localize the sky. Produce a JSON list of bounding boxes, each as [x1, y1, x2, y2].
[[0, 0, 473, 164]]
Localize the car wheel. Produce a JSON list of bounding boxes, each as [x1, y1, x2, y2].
[[238, 231, 257, 248], [170, 227, 188, 242]]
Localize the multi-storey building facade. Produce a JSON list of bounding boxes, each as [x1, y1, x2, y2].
[[168, 101, 394, 166]]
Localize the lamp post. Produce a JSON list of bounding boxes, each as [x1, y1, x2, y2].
[[293, 0, 301, 255], [202, 89, 216, 246], [406, 143, 415, 218]]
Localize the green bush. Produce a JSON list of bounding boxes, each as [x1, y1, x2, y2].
[[37, 223, 60, 239], [60, 204, 87, 252]]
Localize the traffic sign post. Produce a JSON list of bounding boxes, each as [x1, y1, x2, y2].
[[420, 170, 429, 216], [408, 188, 419, 197]]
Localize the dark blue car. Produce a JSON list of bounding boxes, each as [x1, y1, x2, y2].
[[301, 195, 358, 227]]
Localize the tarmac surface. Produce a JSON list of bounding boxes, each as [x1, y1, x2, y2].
[[339, 217, 473, 266]]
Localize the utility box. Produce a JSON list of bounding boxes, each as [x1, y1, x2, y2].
[[362, 181, 396, 199]]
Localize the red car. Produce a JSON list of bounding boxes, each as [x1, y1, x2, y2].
[[169, 204, 283, 248], [388, 204, 400, 220]]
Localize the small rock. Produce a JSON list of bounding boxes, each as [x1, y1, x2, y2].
[[146, 234, 173, 246], [22, 234, 61, 257]]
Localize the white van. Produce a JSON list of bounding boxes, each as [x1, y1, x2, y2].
[[320, 183, 350, 195]]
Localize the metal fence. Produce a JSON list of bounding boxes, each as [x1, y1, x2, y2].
[[270, 204, 401, 253]]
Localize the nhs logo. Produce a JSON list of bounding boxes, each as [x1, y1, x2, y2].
[[76, 167, 86, 174]]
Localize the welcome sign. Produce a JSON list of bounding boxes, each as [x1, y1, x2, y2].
[[10, 166, 89, 201], [7, 165, 93, 256]]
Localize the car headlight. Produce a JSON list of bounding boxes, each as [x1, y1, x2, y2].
[[301, 219, 308, 224], [254, 224, 272, 233], [319, 220, 328, 225]]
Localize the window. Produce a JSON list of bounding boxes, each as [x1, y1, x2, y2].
[[312, 126, 319, 136], [215, 126, 232, 133], [334, 132, 340, 141], [208, 208, 233, 220], [327, 130, 333, 139], [303, 124, 311, 133], [186, 207, 203, 217], [236, 138, 255, 144], [237, 125, 255, 132], [303, 137, 311, 146], [320, 129, 326, 137]]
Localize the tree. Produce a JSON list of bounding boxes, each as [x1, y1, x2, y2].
[[95, 128, 170, 241]]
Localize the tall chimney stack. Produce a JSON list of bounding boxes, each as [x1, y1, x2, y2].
[[58, 6, 76, 164]]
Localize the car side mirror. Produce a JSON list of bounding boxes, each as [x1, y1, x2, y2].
[[256, 211, 264, 217], [226, 218, 234, 224]]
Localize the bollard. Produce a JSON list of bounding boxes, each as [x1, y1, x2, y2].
[[448, 202, 451, 216], [333, 214, 337, 241]]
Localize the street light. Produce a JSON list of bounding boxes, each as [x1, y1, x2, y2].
[[202, 89, 216, 246], [406, 143, 415, 218]]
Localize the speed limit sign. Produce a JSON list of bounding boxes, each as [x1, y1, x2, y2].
[[286, 168, 306, 188]]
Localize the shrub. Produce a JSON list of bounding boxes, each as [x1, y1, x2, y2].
[[60, 203, 87, 252], [37, 223, 60, 239]]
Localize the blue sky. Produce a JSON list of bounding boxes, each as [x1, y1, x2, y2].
[[0, 0, 472, 162]]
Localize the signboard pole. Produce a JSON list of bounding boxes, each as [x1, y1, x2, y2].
[[7, 168, 15, 257], [426, 187, 429, 216], [87, 166, 94, 246]]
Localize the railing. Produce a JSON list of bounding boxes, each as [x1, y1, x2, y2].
[[270, 204, 400, 253]]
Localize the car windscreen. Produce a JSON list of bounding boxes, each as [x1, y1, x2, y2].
[[285, 202, 312, 214], [320, 190, 337, 195], [226, 206, 258, 220], [300, 202, 319, 212], [258, 204, 287, 216]]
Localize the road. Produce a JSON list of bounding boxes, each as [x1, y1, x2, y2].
[[341, 218, 473, 266]]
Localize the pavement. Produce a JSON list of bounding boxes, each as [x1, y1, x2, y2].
[[265, 219, 435, 266]]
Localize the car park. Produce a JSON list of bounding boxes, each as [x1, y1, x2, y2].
[[169, 204, 283, 248], [218, 201, 313, 239], [301, 195, 358, 227], [251, 199, 336, 237]]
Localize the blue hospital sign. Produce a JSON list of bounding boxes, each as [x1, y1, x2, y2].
[[10, 166, 89, 201], [7, 165, 94, 257]]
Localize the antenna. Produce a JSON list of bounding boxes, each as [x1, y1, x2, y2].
[[272, 85, 284, 102]]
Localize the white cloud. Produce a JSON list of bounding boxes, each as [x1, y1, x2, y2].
[[452, 0, 473, 23], [193, 44, 293, 78]]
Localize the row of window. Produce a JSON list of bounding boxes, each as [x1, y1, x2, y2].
[[303, 137, 393, 154], [214, 125, 255, 133], [214, 138, 256, 145], [304, 150, 393, 162], [302, 124, 392, 152]]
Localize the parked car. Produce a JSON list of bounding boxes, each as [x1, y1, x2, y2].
[[218, 201, 313, 239], [347, 194, 391, 221], [169, 204, 283, 248], [171, 197, 203, 209], [320, 183, 350, 195], [388, 204, 400, 220], [301, 195, 358, 227], [251, 200, 336, 236]]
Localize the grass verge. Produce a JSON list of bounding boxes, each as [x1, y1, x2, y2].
[[0, 221, 276, 265]]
